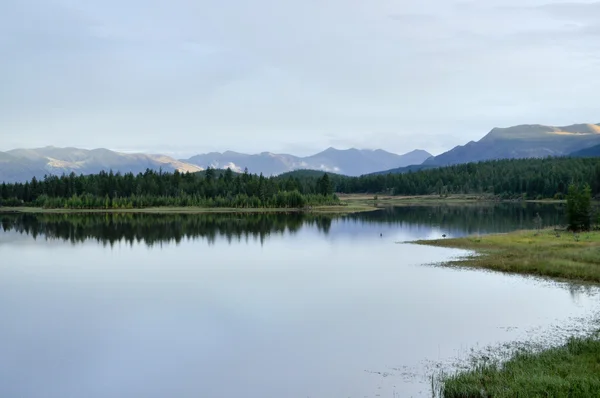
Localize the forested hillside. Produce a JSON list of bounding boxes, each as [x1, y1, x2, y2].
[[335, 157, 600, 198], [570, 143, 600, 158], [276, 158, 600, 199]]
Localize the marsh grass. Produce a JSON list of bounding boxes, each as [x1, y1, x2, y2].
[[414, 229, 600, 283], [338, 193, 499, 207], [418, 229, 600, 397], [439, 335, 600, 398]]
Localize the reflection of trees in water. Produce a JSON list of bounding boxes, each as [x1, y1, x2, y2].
[[568, 284, 598, 305], [347, 203, 566, 235], [1, 203, 566, 246], [0, 213, 334, 247]]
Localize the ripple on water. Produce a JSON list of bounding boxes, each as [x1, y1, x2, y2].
[[364, 302, 600, 397]]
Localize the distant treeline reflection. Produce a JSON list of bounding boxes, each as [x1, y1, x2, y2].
[[0, 213, 334, 247], [1, 203, 566, 246], [349, 203, 567, 234]]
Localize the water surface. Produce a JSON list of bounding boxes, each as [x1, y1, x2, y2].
[[1, 204, 597, 398]]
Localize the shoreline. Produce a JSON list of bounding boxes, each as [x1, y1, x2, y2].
[[412, 228, 600, 284], [0, 203, 380, 215], [0, 194, 497, 215], [0, 194, 571, 216], [338, 193, 569, 206], [415, 229, 600, 397]]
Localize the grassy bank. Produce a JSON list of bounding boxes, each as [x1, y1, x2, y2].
[[3, 193, 482, 215], [338, 193, 574, 208], [417, 229, 600, 397], [440, 335, 600, 398], [1, 194, 570, 216], [0, 202, 378, 215], [338, 193, 497, 206], [413, 229, 600, 283]]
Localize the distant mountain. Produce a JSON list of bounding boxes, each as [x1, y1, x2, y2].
[[186, 151, 302, 176], [0, 146, 431, 183], [0, 146, 202, 183], [277, 169, 347, 179], [184, 148, 432, 176], [423, 123, 600, 167], [5, 122, 600, 183], [368, 164, 438, 176], [570, 143, 600, 158], [0, 151, 47, 183]]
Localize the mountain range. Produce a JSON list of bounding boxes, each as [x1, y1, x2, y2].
[[0, 147, 203, 184], [423, 123, 600, 167], [2, 123, 600, 183], [183, 148, 431, 177], [372, 123, 600, 175], [0, 147, 431, 183]]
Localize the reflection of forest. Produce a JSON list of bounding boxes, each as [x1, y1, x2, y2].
[[346, 203, 566, 234], [0, 213, 335, 247], [1, 203, 565, 246]]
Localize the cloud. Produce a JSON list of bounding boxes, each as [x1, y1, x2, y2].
[[1, 0, 600, 156]]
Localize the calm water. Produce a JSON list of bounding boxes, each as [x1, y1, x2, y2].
[[1, 203, 598, 398]]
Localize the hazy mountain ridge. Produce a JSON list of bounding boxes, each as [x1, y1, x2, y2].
[[423, 123, 600, 167], [4, 122, 600, 183], [367, 123, 600, 175], [0, 146, 432, 183], [570, 143, 600, 158], [183, 148, 432, 176], [0, 147, 204, 183]]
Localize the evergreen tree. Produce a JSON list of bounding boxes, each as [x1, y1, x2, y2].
[[566, 183, 592, 231], [205, 167, 215, 183], [224, 168, 234, 184], [317, 173, 333, 195], [593, 164, 600, 195]]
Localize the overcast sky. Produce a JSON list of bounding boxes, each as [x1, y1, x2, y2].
[[1, 0, 599, 157]]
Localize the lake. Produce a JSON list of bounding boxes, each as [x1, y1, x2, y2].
[[1, 203, 599, 398]]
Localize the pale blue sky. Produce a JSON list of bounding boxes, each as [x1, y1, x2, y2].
[[2, 0, 599, 157]]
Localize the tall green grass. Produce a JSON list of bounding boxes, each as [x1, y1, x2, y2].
[[440, 335, 600, 398], [418, 229, 600, 397]]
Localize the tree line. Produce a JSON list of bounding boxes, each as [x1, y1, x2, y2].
[[274, 158, 600, 199], [0, 168, 337, 209], [1, 156, 600, 209], [331, 157, 600, 199]]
